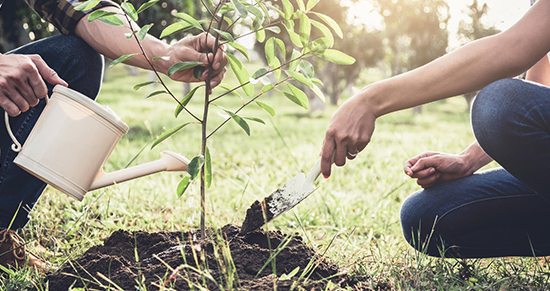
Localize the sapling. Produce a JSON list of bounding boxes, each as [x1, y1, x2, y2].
[[78, 0, 355, 236]]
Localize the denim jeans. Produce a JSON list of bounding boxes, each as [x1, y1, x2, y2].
[[400, 78, 550, 258], [0, 35, 104, 229]]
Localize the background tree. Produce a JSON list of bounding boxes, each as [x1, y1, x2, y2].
[[457, 0, 500, 108]]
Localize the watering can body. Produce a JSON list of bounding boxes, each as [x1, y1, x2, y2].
[[4, 85, 188, 201]]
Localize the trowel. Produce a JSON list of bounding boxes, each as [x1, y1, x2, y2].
[[240, 158, 322, 234]]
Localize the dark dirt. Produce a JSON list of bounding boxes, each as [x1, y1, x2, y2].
[[240, 198, 274, 235], [47, 225, 347, 290]]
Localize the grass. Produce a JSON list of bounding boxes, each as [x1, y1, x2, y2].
[[2, 64, 550, 290]]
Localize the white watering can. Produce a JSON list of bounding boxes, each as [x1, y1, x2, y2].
[[4, 85, 189, 201]]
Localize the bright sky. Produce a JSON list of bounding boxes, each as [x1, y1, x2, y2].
[[348, 0, 532, 49], [446, 0, 530, 47]]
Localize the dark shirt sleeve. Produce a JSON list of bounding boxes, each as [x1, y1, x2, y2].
[[26, 0, 118, 35]]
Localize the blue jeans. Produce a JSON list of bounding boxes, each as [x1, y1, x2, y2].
[[400, 78, 550, 258], [0, 35, 104, 229]]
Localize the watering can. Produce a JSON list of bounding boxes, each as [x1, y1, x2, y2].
[[4, 85, 189, 201]]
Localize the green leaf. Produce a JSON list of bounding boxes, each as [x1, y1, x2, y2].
[[223, 109, 250, 135], [299, 60, 314, 78], [249, 6, 264, 29], [75, 0, 101, 11], [121, 2, 138, 22], [177, 176, 191, 197], [175, 12, 202, 30], [306, 37, 332, 53], [275, 38, 286, 61], [144, 90, 168, 99], [288, 49, 301, 71], [265, 38, 276, 66], [88, 10, 117, 22], [228, 42, 250, 61], [265, 26, 281, 34], [160, 22, 192, 38], [205, 146, 212, 188], [311, 19, 334, 47], [296, 0, 305, 11], [270, 58, 281, 79], [137, 24, 153, 42], [285, 83, 308, 109], [284, 25, 303, 48], [151, 122, 192, 149], [133, 81, 157, 91], [282, 0, 293, 19], [256, 101, 275, 116], [137, 0, 159, 13], [252, 68, 268, 79], [311, 77, 323, 85], [286, 70, 313, 89], [318, 49, 356, 65], [219, 83, 243, 101], [89, 11, 124, 26], [261, 85, 275, 94], [213, 28, 234, 42], [306, 0, 319, 11], [312, 12, 343, 38], [312, 84, 325, 102], [244, 117, 265, 124], [231, 0, 248, 18], [109, 53, 137, 68], [175, 86, 201, 117], [167, 62, 204, 77], [188, 155, 205, 180], [227, 54, 253, 97], [152, 56, 170, 61], [299, 14, 311, 46], [193, 66, 205, 79], [256, 29, 266, 43], [280, 266, 300, 281]]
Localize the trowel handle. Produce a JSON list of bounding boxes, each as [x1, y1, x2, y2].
[[4, 95, 49, 153], [304, 158, 322, 186]]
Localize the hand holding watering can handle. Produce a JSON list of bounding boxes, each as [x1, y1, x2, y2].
[[4, 95, 49, 153]]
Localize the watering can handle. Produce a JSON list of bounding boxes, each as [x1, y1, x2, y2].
[[4, 95, 49, 153]]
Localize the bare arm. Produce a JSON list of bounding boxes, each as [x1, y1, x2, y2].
[[321, 0, 550, 177], [525, 55, 550, 85], [74, 7, 227, 87]]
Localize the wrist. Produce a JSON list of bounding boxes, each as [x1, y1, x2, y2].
[[145, 39, 171, 75], [356, 81, 387, 118]]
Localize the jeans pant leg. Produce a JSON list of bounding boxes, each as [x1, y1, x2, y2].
[[0, 35, 104, 229], [400, 78, 550, 258]]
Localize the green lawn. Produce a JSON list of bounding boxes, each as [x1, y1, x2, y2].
[[4, 65, 550, 290]]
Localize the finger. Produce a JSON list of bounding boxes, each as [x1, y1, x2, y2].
[[31, 55, 67, 87], [10, 70, 39, 106], [0, 95, 21, 116], [320, 138, 336, 178], [346, 146, 359, 160], [409, 167, 435, 179], [417, 172, 441, 188], [334, 141, 347, 167], [411, 156, 440, 172]]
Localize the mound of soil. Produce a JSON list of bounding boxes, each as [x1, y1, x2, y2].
[[47, 225, 346, 290]]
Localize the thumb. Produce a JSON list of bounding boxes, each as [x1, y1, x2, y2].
[[33, 58, 68, 87], [411, 156, 442, 173]]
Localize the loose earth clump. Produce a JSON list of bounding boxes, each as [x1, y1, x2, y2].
[[47, 225, 346, 290]]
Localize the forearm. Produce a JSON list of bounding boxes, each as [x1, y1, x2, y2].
[[459, 141, 493, 174], [74, 7, 173, 75], [526, 55, 550, 86], [363, 0, 550, 118]]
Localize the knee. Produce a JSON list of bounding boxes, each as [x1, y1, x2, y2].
[[471, 78, 526, 154], [400, 190, 440, 255]]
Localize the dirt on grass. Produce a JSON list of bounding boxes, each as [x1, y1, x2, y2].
[[46, 225, 348, 290]]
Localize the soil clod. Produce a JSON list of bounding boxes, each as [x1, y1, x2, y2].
[[240, 198, 274, 235], [47, 225, 344, 290]]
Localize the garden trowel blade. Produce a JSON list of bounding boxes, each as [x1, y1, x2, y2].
[[240, 159, 321, 234]]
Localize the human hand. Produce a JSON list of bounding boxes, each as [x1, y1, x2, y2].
[[320, 93, 376, 178], [165, 32, 227, 90], [404, 152, 474, 188], [0, 54, 67, 116]]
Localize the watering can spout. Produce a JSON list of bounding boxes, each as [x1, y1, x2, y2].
[[89, 151, 189, 192]]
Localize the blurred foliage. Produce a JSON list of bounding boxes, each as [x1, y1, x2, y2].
[[458, 0, 500, 44]]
